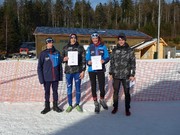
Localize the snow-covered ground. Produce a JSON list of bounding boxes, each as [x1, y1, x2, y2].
[[0, 101, 180, 135]]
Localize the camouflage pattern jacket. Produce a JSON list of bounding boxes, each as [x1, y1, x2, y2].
[[62, 42, 86, 74], [109, 43, 136, 79]]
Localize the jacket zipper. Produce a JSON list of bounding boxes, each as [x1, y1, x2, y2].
[[50, 51, 56, 81]]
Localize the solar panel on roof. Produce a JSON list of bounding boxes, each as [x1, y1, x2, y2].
[[34, 27, 150, 38]]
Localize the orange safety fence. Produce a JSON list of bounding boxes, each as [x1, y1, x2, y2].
[[0, 59, 180, 103]]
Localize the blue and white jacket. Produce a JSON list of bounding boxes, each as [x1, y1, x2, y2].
[[86, 43, 110, 72], [37, 46, 63, 84]]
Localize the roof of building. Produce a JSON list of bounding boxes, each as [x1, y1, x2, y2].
[[34, 27, 151, 38], [176, 50, 180, 53], [132, 38, 167, 50], [133, 38, 157, 50]]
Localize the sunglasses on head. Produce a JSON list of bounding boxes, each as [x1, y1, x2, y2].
[[70, 36, 76, 39], [46, 39, 53, 43], [91, 33, 99, 38]]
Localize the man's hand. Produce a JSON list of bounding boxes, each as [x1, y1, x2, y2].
[[88, 61, 92, 65], [101, 60, 105, 64], [79, 71, 85, 79], [129, 76, 135, 81], [109, 75, 113, 81], [63, 56, 69, 62]]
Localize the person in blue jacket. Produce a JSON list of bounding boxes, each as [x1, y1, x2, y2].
[[86, 32, 110, 113], [37, 37, 63, 114]]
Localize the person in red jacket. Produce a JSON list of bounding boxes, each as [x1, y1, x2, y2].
[[37, 37, 63, 114]]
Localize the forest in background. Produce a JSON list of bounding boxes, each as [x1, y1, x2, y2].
[[0, 0, 179, 53]]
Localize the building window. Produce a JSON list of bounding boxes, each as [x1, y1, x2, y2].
[[104, 40, 115, 44], [104, 41, 108, 44], [108, 41, 116, 44], [80, 40, 88, 44], [60, 40, 68, 44]]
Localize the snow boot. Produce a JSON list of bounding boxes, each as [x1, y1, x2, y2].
[[41, 101, 51, 114], [94, 101, 100, 113], [125, 109, 131, 116], [53, 101, 62, 113], [99, 99, 108, 110], [111, 107, 118, 114]]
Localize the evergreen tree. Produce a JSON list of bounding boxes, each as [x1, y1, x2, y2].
[[0, 0, 179, 52], [3, 0, 21, 53], [54, 0, 64, 27], [94, 3, 107, 29]]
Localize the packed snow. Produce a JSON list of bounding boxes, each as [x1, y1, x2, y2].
[[0, 101, 180, 135]]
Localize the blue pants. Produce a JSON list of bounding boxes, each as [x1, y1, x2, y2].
[[66, 73, 81, 106], [43, 81, 59, 102]]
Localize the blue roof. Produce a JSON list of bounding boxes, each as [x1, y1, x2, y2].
[[34, 27, 151, 38]]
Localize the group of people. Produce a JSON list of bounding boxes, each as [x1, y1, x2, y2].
[[37, 32, 136, 116]]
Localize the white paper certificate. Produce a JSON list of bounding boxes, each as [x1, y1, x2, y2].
[[68, 51, 78, 66], [91, 55, 102, 70]]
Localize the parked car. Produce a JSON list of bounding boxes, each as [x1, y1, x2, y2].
[[19, 42, 36, 58]]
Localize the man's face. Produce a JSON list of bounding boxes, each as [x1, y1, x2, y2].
[[70, 35, 76, 45], [118, 38, 125, 46], [46, 42, 53, 49], [92, 37, 99, 45]]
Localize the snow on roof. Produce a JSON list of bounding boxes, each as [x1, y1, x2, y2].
[[134, 38, 157, 50]]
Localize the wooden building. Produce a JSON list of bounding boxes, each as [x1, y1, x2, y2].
[[33, 27, 151, 57], [132, 38, 168, 59]]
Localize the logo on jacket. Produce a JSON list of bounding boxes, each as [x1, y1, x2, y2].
[[91, 51, 95, 54], [45, 57, 50, 61], [99, 50, 104, 54]]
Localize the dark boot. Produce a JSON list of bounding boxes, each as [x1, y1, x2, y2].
[[53, 101, 62, 113], [94, 101, 100, 113], [111, 107, 118, 114], [41, 101, 51, 114], [125, 109, 131, 116]]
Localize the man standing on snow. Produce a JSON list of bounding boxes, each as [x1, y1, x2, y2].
[[38, 37, 63, 114], [86, 32, 110, 113], [62, 33, 86, 113], [109, 33, 136, 116]]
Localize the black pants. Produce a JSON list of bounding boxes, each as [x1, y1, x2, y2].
[[113, 78, 131, 110], [43, 81, 59, 102], [89, 72, 105, 101]]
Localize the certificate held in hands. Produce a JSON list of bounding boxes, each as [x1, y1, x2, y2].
[[91, 55, 102, 70], [68, 51, 78, 66]]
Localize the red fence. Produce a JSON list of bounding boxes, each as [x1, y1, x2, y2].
[[0, 59, 180, 102]]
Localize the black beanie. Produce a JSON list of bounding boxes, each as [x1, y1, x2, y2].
[[118, 33, 126, 41]]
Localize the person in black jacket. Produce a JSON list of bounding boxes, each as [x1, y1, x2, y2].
[[37, 37, 63, 114], [62, 34, 86, 113], [109, 33, 136, 116]]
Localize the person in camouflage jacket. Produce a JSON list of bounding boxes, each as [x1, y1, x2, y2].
[[62, 33, 86, 112], [109, 33, 136, 116]]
